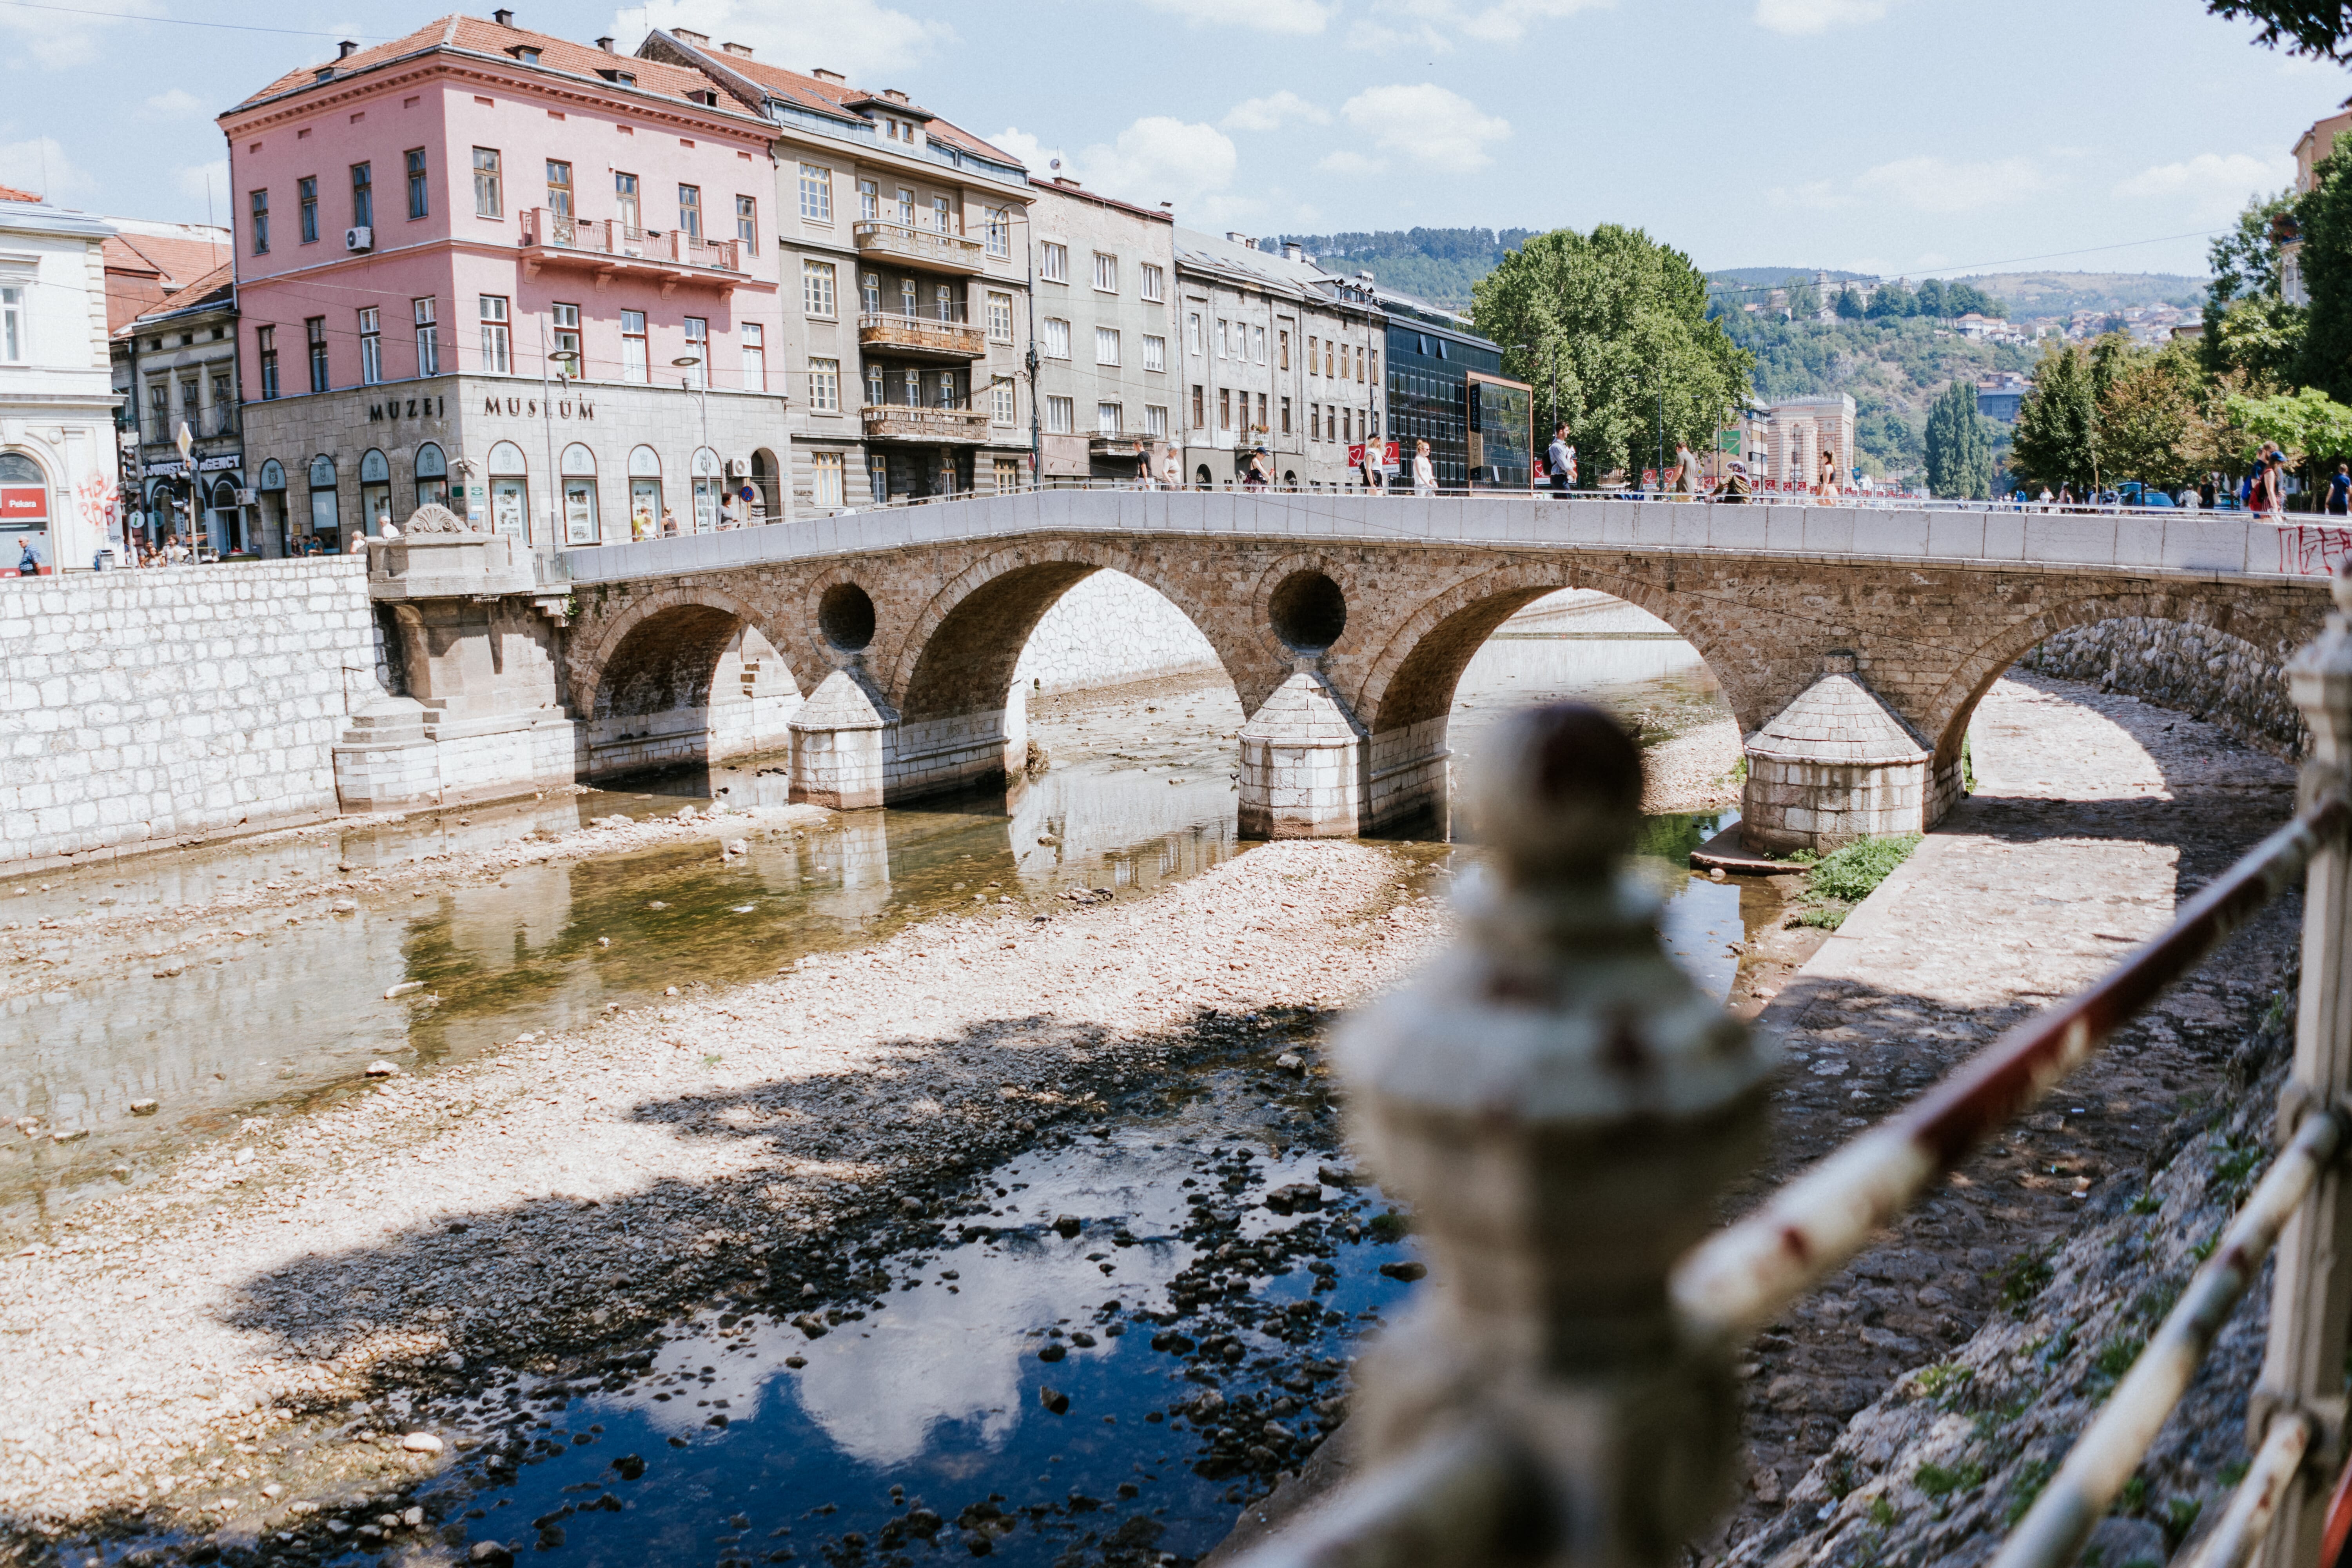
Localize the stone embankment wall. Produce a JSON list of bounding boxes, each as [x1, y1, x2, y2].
[[1013, 570, 1226, 696], [2022, 617, 2302, 755], [0, 559, 387, 876]]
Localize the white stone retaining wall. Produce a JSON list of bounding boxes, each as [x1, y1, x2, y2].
[[0, 558, 388, 875], [1013, 570, 1225, 696], [2021, 617, 2303, 756]]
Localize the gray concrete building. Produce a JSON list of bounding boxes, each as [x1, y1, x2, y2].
[[641, 30, 1036, 508], [111, 261, 243, 554], [1172, 229, 1385, 491], [1024, 176, 1178, 482]]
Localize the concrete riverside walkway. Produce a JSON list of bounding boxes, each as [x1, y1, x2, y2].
[[1712, 669, 2301, 1541]]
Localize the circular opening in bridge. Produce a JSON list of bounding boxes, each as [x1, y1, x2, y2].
[[1269, 570, 1347, 652], [818, 583, 876, 652]]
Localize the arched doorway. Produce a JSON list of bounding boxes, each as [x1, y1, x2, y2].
[[751, 447, 780, 522], [306, 454, 341, 554], [560, 443, 599, 544], [256, 459, 287, 557], [0, 450, 51, 573], [414, 442, 449, 512], [359, 449, 391, 538], [487, 441, 529, 541], [691, 446, 722, 531], [627, 444, 663, 538]]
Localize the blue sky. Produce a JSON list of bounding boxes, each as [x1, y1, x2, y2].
[[3, 0, 2341, 279]]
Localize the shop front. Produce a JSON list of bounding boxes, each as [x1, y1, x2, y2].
[[0, 451, 53, 573]]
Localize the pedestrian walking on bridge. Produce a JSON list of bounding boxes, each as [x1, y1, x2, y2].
[[1412, 439, 1436, 496], [1546, 425, 1574, 498]]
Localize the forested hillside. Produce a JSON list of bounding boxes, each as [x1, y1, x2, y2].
[[1263, 227, 1534, 309]]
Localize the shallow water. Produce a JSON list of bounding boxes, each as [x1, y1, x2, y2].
[[0, 632, 1749, 1228]]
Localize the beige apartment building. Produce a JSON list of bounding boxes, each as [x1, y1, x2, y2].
[[1173, 230, 1385, 490], [643, 29, 1036, 507], [1025, 176, 1178, 481]]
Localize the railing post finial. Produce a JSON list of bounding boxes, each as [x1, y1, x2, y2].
[[1303, 702, 1777, 1565]]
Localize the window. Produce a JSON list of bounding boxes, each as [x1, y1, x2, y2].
[[1092, 252, 1118, 292], [1142, 334, 1165, 373], [986, 290, 1013, 342], [807, 357, 840, 412], [298, 176, 318, 244], [360, 448, 391, 536], [628, 445, 662, 535], [1095, 326, 1120, 366], [412, 298, 438, 377], [741, 321, 765, 391], [1311, 404, 1320, 441], [472, 147, 502, 218], [545, 159, 573, 218], [861, 272, 880, 313], [682, 317, 708, 386], [993, 456, 1019, 492], [1256, 391, 1267, 430], [895, 185, 914, 225], [1307, 335, 1317, 376], [1356, 344, 1366, 382], [1097, 401, 1121, 436], [736, 194, 758, 251], [866, 363, 884, 406], [1040, 241, 1067, 283], [614, 172, 639, 230], [798, 163, 831, 222], [479, 295, 510, 373], [621, 309, 646, 381], [1370, 348, 1378, 383], [1187, 312, 1201, 355], [678, 185, 702, 238], [1144, 404, 1167, 439], [1219, 388, 1231, 431], [1279, 396, 1291, 435], [1041, 318, 1070, 359], [1045, 395, 1074, 434], [1191, 384, 1204, 428], [309, 455, 339, 540], [932, 194, 954, 234], [560, 442, 598, 544], [1216, 319, 1229, 359], [985, 206, 1009, 258], [810, 450, 844, 509], [249, 189, 269, 254], [858, 178, 878, 221], [933, 282, 953, 322], [405, 148, 428, 219], [804, 259, 837, 318], [934, 368, 958, 408], [488, 441, 528, 541], [416, 442, 449, 510], [1279, 329, 1290, 370], [900, 277, 917, 317], [1141, 262, 1164, 302], [358, 307, 381, 384], [305, 316, 329, 392], [991, 376, 1015, 425], [1324, 339, 1335, 377], [350, 162, 372, 228], [551, 301, 581, 375]]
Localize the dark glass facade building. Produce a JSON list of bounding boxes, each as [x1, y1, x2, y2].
[[1379, 292, 1527, 490]]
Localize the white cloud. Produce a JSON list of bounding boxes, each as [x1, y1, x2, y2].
[[624, 0, 950, 80], [0, 136, 90, 201], [1851, 155, 2053, 214], [1222, 91, 1329, 132], [2115, 151, 2295, 221], [173, 159, 229, 207], [1315, 150, 1387, 178], [1132, 0, 1337, 34], [1076, 116, 1238, 211], [989, 126, 1063, 176], [0, 0, 157, 68], [1338, 83, 1509, 171], [1754, 0, 1886, 34], [1344, 0, 1610, 51], [141, 89, 205, 120]]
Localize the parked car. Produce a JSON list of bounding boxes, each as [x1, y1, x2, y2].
[[2115, 481, 2176, 509]]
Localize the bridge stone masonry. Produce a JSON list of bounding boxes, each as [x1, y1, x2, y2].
[[336, 490, 2331, 853]]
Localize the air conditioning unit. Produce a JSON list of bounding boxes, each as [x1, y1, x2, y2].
[[345, 226, 374, 252], [724, 457, 750, 478]]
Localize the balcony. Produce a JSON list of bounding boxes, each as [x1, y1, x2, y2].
[[861, 404, 992, 444], [858, 310, 988, 361], [852, 220, 987, 276], [518, 209, 743, 291], [1090, 430, 1148, 459]]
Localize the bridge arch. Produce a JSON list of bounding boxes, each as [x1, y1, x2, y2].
[[567, 585, 803, 779]]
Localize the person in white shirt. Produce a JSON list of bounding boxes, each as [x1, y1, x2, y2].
[[1412, 439, 1436, 495]]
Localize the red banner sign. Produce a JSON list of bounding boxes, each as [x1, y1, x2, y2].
[[0, 486, 46, 522]]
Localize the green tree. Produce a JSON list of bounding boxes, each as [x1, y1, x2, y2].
[[1915, 278, 1948, 318], [2011, 339, 2100, 491], [1783, 273, 1820, 320], [2201, 187, 2303, 379], [2100, 344, 2212, 490], [1472, 224, 1754, 482], [1834, 286, 1866, 319], [1867, 282, 1916, 319], [2299, 129, 2352, 403], [2209, 0, 2352, 60], [1924, 379, 1994, 498]]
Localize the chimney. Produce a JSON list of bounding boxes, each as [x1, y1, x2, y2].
[[1226, 230, 1248, 245], [491, 7, 513, 25], [720, 40, 753, 56], [811, 67, 846, 82], [338, 38, 358, 57], [672, 26, 709, 45], [882, 88, 910, 103], [1283, 243, 1303, 263], [1052, 175, 1080, 188], [595, 34, 613, 51], [1356, 270, 1375, 282]]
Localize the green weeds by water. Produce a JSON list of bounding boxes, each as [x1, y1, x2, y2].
[[1789, 834, 1923, 930], [1915, 1461, 1987, 1499], [1996, 1245, 2057, 1318]]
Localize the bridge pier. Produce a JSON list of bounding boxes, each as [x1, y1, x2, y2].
[[1739, 655, 1938, 856], [1238, 669, 1370, 839], [788, 668, 892, 811]]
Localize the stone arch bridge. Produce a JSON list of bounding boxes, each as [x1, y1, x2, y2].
[[346, 494, 2334, 847]]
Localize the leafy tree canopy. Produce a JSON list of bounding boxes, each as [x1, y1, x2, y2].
[[1924, 379, 1996, 499], [2208, 0, 2352, 61], [1472, 224, 1754, 481]]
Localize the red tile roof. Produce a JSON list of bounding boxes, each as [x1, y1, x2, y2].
[[677, 45, 1024, 170], [102, 232, 232, 332], [121, 260, 235, 332], [232, 13, 762, 122], [0, 183, 41, 202]]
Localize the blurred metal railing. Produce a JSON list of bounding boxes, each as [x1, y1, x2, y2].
[[1233, 566, 2352, 1568]]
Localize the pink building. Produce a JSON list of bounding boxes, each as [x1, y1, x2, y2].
[[223, 11, 788, 554]]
